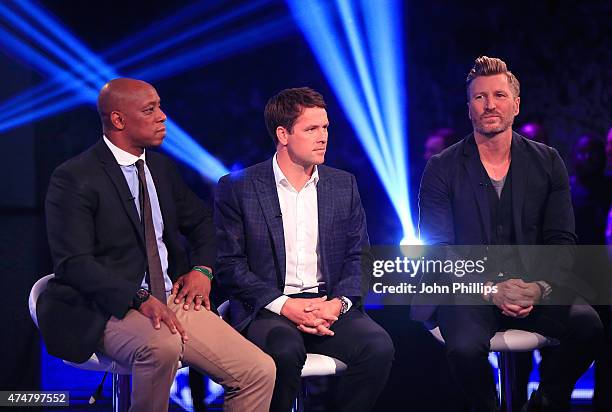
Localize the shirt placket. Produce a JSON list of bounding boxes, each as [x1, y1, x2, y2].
[[295, 188, 305, 288]]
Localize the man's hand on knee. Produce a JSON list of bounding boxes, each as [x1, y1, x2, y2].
[[139, 297, 189, 341], [171, 269, 212, 311]]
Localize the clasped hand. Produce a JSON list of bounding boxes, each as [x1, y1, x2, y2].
[[490, 278, 541, 318], [280, 296, 342, 337]]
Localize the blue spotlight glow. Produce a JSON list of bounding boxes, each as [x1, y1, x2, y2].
[[114, 0, 271, 71], [361, 0, 415, 242], [101, 0, 230, 60], [0, 0, 229, 181], [285, 0, 395, 188], [1, 13, 293, 130], [163, 120, 229, 182], [130, 17, 294, 81], [287, 0, 416, 243], [0, 0, 275, 124], [12, 0, 115, 80], [335, 0, 395, 174]]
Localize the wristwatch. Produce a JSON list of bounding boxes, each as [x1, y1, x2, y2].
[[535, 281, 552, 301], [338, 296, 350, 315], [132, 287, 150, 310]]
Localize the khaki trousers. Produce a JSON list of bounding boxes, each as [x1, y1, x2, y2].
[[99, 295, 275, 412]]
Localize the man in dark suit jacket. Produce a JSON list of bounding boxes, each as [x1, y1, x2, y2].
[[214, 87, 394, 412], [38, 78, 274, 411], [415, 57, 602, 412]]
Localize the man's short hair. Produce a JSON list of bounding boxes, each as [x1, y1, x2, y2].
[[466, 56, 520, 99], [264, 87, 326, 145]]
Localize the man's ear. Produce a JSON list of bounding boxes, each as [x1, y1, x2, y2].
[[514, 96, 521, 116], [110, 111, 125, 130], [276, 126, 289, 146]]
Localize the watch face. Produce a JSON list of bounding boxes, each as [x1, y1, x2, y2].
[[136, 288, 150, 301]]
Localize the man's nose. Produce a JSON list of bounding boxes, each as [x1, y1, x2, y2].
[[484, 97, 496, 110], [158, 109, 167, 122]]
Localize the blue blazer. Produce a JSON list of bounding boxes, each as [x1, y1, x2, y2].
[[214, 159, 371, 331]]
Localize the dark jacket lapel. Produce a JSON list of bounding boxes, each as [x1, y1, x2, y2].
[[316, 167, 334, 286], [93, 140, 144, 245], [510, 132, 530, 243], [462, 135, 492, 243], [253, 159, 286, 283]]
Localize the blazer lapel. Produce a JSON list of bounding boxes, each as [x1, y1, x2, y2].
[[462, 135, 492, 243], [94, 141, 144, 245], [316, 169, 334, 287], [510, 133, 529, 243], [253, 161, 286, 283]]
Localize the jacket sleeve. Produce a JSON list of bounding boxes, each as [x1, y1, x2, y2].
[[45, 166, 135, 318], [418, 155, 455, 245], [168, 161, 216, 269], [332, 174, 371, 300], [213, 175, 283, 309]]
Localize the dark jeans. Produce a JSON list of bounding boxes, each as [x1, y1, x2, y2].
[[245, 306, 394, 412], [437, 297, 603, 412]]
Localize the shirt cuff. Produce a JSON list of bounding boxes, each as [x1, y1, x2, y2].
[[265, 295, 290, 315]]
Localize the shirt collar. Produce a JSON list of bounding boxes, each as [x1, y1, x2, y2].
[[103, 135, 146, 166], [272, 153, 319, 189]]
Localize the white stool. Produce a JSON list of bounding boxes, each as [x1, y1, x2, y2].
[[217, 301, 347, 411], [429, 326, 558, 412], [29, 274, 185, 412]]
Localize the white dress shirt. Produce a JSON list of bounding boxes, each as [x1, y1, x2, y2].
[[103, 136, 173, 294], [264, 154, 353, 316]]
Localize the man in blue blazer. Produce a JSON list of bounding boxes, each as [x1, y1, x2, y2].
[[415, 57, 602, 412], [215, 87, 394, 411]]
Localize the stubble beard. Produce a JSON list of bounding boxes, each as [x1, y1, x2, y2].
[[473, 115, 514, 138]]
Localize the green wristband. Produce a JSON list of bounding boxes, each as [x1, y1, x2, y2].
[[193, 266, 213, 280]]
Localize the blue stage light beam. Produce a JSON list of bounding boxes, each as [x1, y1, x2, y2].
[[101, 0, 229, 60], [361, 0, 416, 243], [287, 0, 416, 243], [0, 0, 273, 120], [0, 0, 228, 181], [163, 119, 229, 181], [335, 0, 396, 180], [12, 0, 115, 80], [0, 2, 289, 135], [114, 0, 271, 71], [286, 0, 395, 190], [130, 17, 295, 82], [0, 0, 224, 116]]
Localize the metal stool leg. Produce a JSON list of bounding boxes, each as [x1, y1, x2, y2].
[[113, 374, 131, 412], [498, 351, 516, 412]]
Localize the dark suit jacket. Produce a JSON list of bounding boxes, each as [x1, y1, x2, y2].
[[214, 159, 370, 331], [412, 132, 588, 322], [39, 140, 215, 363]]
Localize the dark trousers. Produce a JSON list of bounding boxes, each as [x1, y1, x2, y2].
[[593, 305, 612, 412], [245, 306, 395, 412], [437, 297, 603, 412]]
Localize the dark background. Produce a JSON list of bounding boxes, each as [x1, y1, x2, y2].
[[1, 0, 610, 410]]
